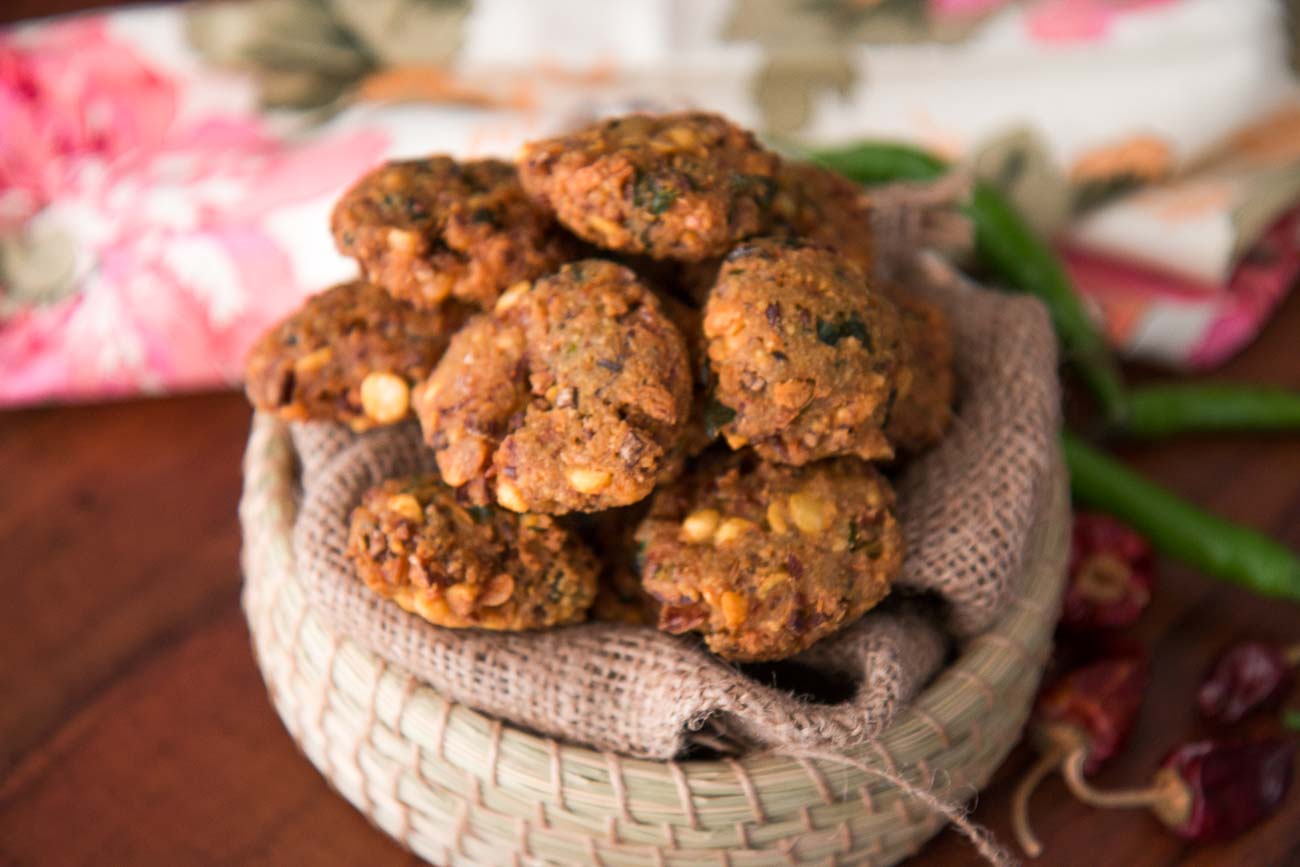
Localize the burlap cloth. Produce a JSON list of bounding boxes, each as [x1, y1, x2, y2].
[[288, 251, 1059, 760]]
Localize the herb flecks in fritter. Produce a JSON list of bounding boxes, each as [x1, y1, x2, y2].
[[415, 260, 693, 514], [519, 112, 779, 261], [346, 475, 599, 630], [703, 239, 904, 465], [244, 280, 470, 430], [332, 156, 577, 309], [636, 453, 903, 661]]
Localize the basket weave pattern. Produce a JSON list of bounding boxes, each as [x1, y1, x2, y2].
[[240, 414, 1069, 866]]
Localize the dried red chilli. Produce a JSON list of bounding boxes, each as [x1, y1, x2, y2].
[[1036, 651, 1148, 771], [1059, 737, 1295, 842], [1011, 650, 1149, 856], [1062, 512, 1154, 632], [1197, 640, 1300, 725]]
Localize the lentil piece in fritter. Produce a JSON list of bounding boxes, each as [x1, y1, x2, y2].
[[415, 259, 693, 514], [346, 476, 599, 630], [331, 156, 577, 309], [519, 112, 780, 261], [635, 453, 903, 661], [703, 238, 904, 465], [244, 280, 469, 430]]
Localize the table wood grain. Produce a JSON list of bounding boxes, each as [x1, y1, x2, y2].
[[2, 5, 1299, 864]]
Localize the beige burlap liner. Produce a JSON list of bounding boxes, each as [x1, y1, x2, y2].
[[291, 255, 1059, 760]]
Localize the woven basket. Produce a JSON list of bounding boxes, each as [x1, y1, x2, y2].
[[241, 413, 1069, 866]]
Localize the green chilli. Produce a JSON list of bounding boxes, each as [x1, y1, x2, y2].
[[1121, 384, 1300, 438], [1062, 432, 1300, 601]]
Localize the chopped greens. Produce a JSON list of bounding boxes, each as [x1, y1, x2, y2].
[[466, 505, 494, 524], [633, 173, 678, 215], [703, 397, 738, 438]]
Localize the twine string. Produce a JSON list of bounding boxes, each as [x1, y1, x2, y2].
[[775, 747, 1018, 867]]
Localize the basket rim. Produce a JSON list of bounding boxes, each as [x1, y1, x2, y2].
[[243, 412, 1068, 778]]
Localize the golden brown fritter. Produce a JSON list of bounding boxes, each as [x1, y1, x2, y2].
[[414, 259, 693, 514], [244, 280, 469, 430], [622, 161, 874, 306], [635, 452, 903, 661], [886, 293, 955, 453], [519, 112, 780, 261], [346, 475, 599, 630], [703, 238, 904, 465], [331, 156, 577, 309], [769, 159, 875, 275]]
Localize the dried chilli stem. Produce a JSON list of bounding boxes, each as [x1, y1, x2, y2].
[[1060, 750, 1162, 809], [1010, 744, 1069, 858]]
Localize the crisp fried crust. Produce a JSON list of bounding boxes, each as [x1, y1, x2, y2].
[[244, 280, 469, 430], [414, 259, 693, 514], [635, 452, 903, 661], [346, 475, 599, 630], [703, 238, 904, 465], [769, 159, 875, 275], [519, 112, 779, 260], [332, 156, 577, 309], [886, 293, 955, 453], [629, 160, 875, 307]]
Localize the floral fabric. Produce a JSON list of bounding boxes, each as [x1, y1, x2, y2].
[[0, 13, 387, 404], [2, 0, 1297, 404]]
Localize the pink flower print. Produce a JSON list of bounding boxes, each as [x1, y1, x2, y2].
[[0, 20, 178, 228], [0, 107, 389, 404], [1026, 0, 1176, 44], [0, 15, 394, 405]]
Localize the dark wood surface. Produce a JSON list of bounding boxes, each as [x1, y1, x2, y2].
[[2, 4, 1300, 865]]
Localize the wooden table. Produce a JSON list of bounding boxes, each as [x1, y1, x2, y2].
[[3, 5, 1300, 865]]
